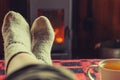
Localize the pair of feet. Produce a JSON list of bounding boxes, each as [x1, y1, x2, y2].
[[2, 11, 54, 66]]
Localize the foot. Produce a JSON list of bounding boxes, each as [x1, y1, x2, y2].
[[2, 11, 34, 65], [31, 16, 55, 65]]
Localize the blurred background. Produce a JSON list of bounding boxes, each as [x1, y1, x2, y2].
[[1, 0, 120, 59]]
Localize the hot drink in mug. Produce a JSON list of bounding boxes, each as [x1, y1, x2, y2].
[[87, 59, 120, 80]]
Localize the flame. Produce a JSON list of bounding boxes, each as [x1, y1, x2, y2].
[[54, 28, 64, 44], [55, 37, 64, 44]]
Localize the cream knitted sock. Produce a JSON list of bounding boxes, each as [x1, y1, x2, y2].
[[2, 11, 35, 66], [31, 16, 55, 65]]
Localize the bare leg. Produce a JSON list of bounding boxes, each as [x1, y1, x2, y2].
[[2, 11, 39, 76], [31, 16, 55, 65], [7, 53, 76, 80], [6, 53, 40, 76]]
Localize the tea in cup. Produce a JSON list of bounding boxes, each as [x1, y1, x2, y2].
[[87, 59, 120, 80]]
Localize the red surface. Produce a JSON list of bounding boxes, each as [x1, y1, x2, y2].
[[0, 59, 101, 80]]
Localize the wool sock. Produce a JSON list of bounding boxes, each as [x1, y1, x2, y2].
[[31, 16, 55, 65], [2, 11, 35, 67]]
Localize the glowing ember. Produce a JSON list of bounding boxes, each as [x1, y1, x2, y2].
[[54, 28, 64, 44], [55, 37, 64, 44]]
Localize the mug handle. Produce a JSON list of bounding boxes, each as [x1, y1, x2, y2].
[[87, 65, 98, 80]]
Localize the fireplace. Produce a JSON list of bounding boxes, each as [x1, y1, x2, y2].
[[9, 0, 72, 59], [28, 0, 73, 59]]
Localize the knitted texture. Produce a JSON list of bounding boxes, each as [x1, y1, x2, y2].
[[31, 16, 55, 65]]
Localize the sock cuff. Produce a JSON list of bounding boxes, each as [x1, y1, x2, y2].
[[5, 43, 35, 65]]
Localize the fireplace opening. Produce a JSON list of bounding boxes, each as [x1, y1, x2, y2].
[[37, 8, 70, 55], [38, 9, 65, 44]]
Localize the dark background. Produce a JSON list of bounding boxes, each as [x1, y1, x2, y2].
[[1, 0, 120, 59]]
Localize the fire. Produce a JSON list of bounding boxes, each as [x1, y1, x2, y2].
[[55, 37, 64, 44], [54, 28, 64, 44]]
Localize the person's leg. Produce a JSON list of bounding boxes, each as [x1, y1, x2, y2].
[[31, 16, 55, 65], [6, 53, 40, 76], [2, 11, 40, 76], [3, 11, 76, 80]]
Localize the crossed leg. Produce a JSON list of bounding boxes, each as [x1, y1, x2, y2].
[[2, 11, 75, 80]]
